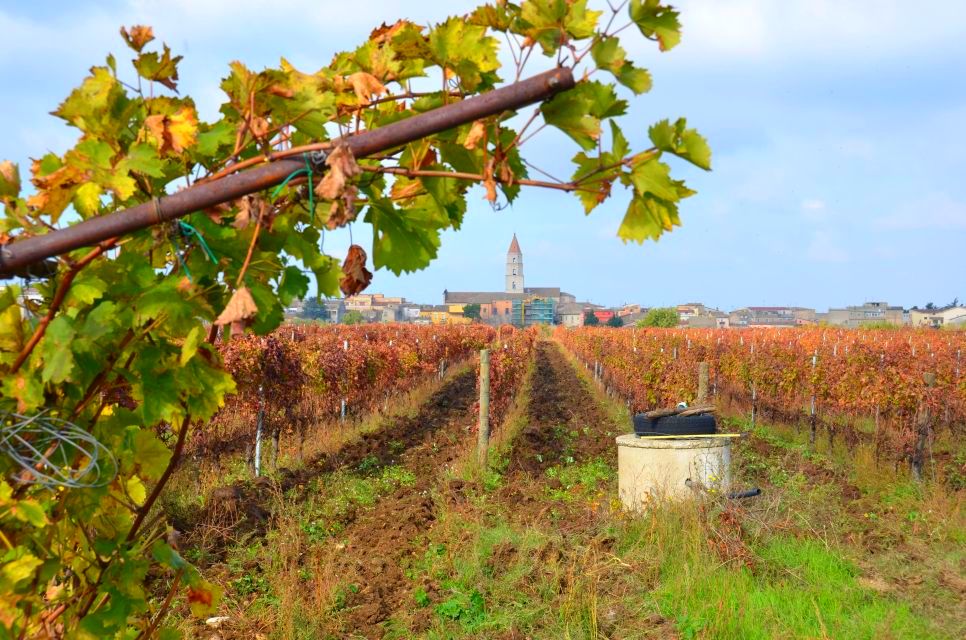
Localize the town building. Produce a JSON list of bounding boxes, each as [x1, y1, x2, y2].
[[909, 305, 966, 328], [443, 235, 575, 327], [826, 301, 905, 327], [729, 306, 816, 327]]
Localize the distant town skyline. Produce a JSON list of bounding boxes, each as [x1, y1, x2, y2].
[[1, 1, 964, 308]]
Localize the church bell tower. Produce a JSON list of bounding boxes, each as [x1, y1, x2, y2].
[[505, 234, 524, 293]]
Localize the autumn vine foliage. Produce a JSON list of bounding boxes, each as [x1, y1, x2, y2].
[[205, 324, 493, 453], [557, 326, 966, 464], [479, 325, 538, 429], [0, 1, 705, 636]]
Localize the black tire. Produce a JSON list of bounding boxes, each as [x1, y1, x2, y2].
[[632, 413, 717, 437]]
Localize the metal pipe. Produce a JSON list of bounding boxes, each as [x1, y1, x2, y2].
[[0, 68, 574, 277]]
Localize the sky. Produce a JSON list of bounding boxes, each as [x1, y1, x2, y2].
[[1, 0, 965, 311]]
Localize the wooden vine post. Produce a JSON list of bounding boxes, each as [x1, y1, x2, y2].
[[477, 348, 491, 467], [911, 372, 936, 481], [697, 361, 709, 403]]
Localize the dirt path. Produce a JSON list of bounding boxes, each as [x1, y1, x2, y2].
[[497, 341, 619, 519], [311, 368, 479, 638]]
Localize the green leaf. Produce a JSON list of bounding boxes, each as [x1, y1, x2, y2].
[[618, 194, 682, 243], [648, 118, 712, 170], [248, 282, 285, 334], [180, 325, 204, 366], [151, 540, 187, 571], [52, 66, 129, 137], [618, 64, 652, 94], [428, 18, 499, 91], [366, 199, 442, 274], [629, 0, 682, 51], [2, 553, 43, 586], [41, 315, 76, 383], [194, 120, 235, 158], [278, 266, 310, 306], [122, 143, 166, 178], [540, 86, 600, 150], [520, 0, 602, 54], [133, 430, 172, 481], [11, 500, 48, 527], [628, 158, 689, 201], [2, 372, 44, 412], [132, 44, 182, 91], [591, 37, 626, 73], [65, 275, 108, 308]]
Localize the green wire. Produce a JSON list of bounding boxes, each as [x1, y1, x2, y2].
[[269, 153, 316, 224], [177, 220, 218, 263]]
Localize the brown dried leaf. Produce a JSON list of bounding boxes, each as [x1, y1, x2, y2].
[[204, 201, 231, 224], [249, 116, 270, 140], [347, 71, 387, 104], [233, 197, 253, 230], [316, 143, 362, 201], [463, 121, 486, 150], [340, 244, 372, 296], [369, 20, 409, 44], [214, 287, 258, 326], [326, 186, 358, 230], [120, 25, 154, 52], [484, 177, 498, 203], [266, 84, 294, 98]]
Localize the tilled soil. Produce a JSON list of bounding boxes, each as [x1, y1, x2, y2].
[[310, 370, 478, 638], [499, 341, 618, 513], [191, 370, 477, 541]]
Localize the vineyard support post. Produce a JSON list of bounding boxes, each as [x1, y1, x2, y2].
[[254, 385, 264, 477], [911, 372, 936, 482], [477, 349, 491, 467], [697, 362, 709, 403], [809, 351, 818, 448]]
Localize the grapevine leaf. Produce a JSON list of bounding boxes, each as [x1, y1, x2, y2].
[[10, 500, 48, 527], [366, 199, 441, 274], [214, 287, 258, 326], [648, 118, 712, 170], [126, 476, 147, 505], [0, 160, 20, 198], [428, 18, 499, 91], [132, 44, 182, 91], [121, 143, 166, 178], [180, 325, 204, 366], [52, 66, 129, 137], [151, 540, 187, 571], [247, 282, 284, 334], [628, 158, 694, 201], [629, 0, 682, 51], [2, 553, 43, 586], [133, 430, 172, 481], [73, 182, 103, 217], [520, 0, 602, 54], [540, 86, 600, 150], [2, 372, 43, 412], [618, 64, 652, 94], [144, 106, 199, 155], [120, 25, 154, 52], [194, 120, 235, 158], [278, 266, 310, 306], [618, 194, 682, 243], [41, 316, 76, 383]]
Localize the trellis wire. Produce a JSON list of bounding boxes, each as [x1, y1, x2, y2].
[[1, 411, 117, 489]]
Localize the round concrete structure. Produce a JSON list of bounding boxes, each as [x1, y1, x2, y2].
[[616, 434, 731, 510]]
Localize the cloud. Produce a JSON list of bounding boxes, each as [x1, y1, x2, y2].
[[806, 231, 848, 263], [875, 193, 966, 230], [667, 0, 966, 64]]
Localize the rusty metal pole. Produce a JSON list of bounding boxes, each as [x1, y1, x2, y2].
[[0, 68, 574, 277]]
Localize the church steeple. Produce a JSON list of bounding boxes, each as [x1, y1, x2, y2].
[[505, 234, 524, 293]]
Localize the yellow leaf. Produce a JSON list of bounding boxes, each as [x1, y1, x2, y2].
[[145, 106, 198, 155], [126, 476, 147, 505]]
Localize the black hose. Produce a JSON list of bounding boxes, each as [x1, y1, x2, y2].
[[727, 487, 762, 500]]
